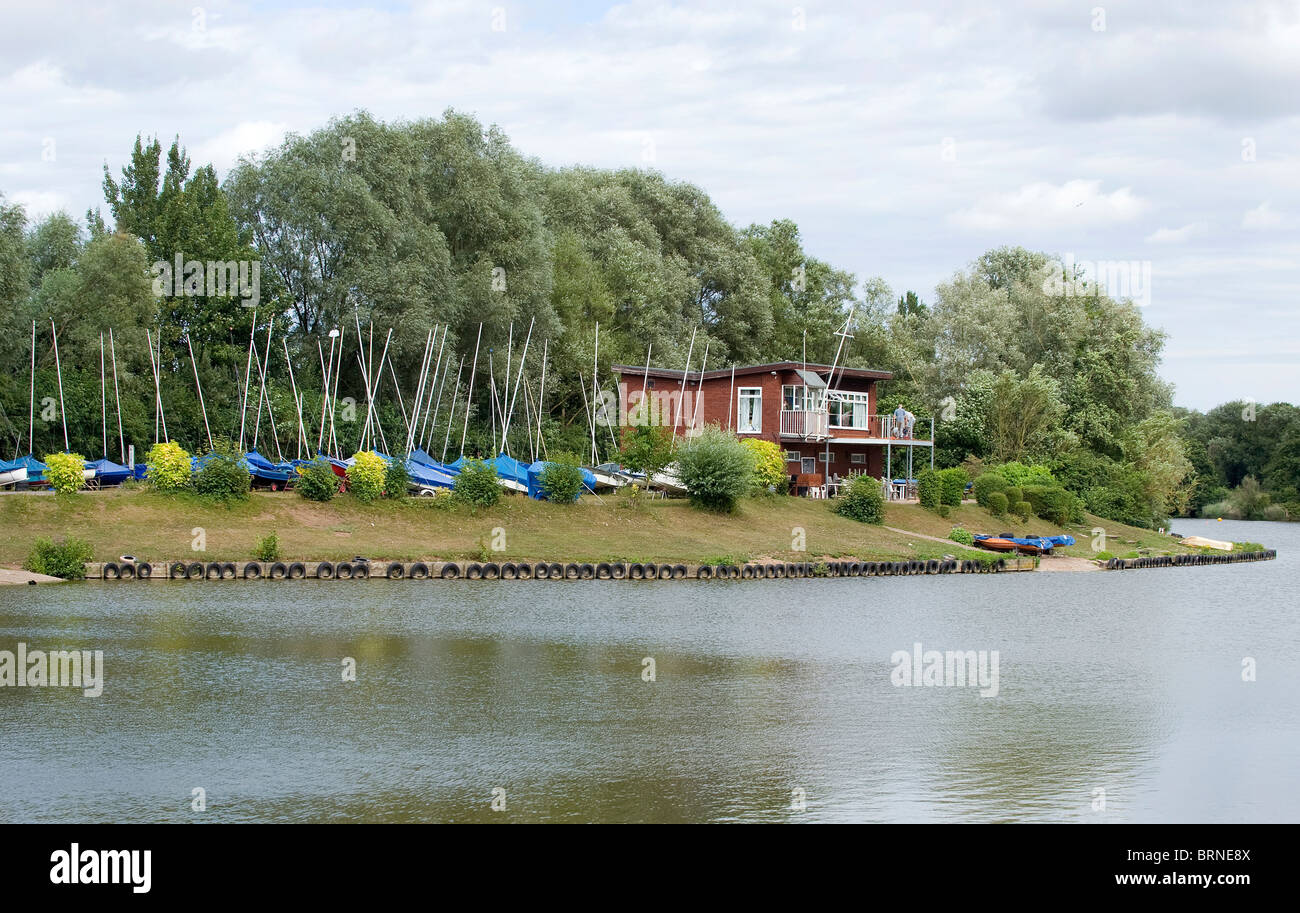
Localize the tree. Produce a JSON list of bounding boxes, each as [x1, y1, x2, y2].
[[987, 365, 1063, 463]]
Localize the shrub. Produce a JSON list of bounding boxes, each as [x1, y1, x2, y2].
[[346, 451, 387, 502], [972, 472, 1008, 508], [193, 438, 251, 501], [917, 468, 941, 510], [297, 458, 339, 502], [938, 467, 966, 506], [937, 504, 950, 518], [254, 532, 281, 561], [539, 452, 585, 504], [986, 491, 1008, 516], [1021, 484, 1082, 526], [146, 441, 192, 491], [384, 458, 411, 500], [1003, 486, 1023, 507], [834, 474, 885, 524], [24, 536, 93, 579], [44, 452, 87, 494], [948, 526, 974, 546], [1012, 500, 1033, 521], [619, 424, 677, 478], [741, 438, 788, 493], [453, 459, 501, 507], [676, 425, 756, 513], [993, 461, 1055, 488]]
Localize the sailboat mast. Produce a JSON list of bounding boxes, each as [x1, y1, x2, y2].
[[187, 334, 213, 451], [238, 310, 257, 451], [442, 355, 465, 462], [459, 323, 482, 458], [50, 320, 69, 451], [109, 329, 125, 462], [28, 321, 36, 454], [100, 333, 107, 458]]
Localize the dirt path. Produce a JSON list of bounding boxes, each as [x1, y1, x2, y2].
[[0, 567, 65, 585]]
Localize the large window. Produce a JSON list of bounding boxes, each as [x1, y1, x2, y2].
[[782, 385, 824, 412], [737, 387, 762, 433], [828, 392, 871, 429]]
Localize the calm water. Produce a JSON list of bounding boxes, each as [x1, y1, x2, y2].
[[0, 518, 1296, 823]]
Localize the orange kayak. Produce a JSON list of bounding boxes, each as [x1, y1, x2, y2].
[[974, 537, 1043, 556]]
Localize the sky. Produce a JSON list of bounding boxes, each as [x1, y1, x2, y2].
[[2, 0, 1297, 410]]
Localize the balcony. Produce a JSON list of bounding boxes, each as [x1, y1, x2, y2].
[[780, 411, 934, 444]]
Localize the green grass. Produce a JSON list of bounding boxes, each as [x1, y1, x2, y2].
[[0, 487, 1230, 567]]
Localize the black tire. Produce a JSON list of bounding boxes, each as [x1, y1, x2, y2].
[[596, 562, 613, 579], [409, 562, 429, 580], [564, 563, 581, 580], [352, 562, 370, 579], [643, 563, 659, 580], [242, 562, 263, 579], [205, 562, 223, 580], [501, 562, 518, 580], [439, 562, 460, 579], [136, 562, 152, 579], [673, 564, 688, 579], [287, 562, 306, 579], [611, 562, 627, 580], [385, 562, 404, 580], [696, 565, 713, 579], [722, 565, 738, 579], [316, 561, 335, 580], [465, 563, 483, 580], [482, 562, 501, 580], [184, 561, 203, 580], [772, 564, 785, 578], [996, 558, 1007, 572], [169, 561, 186, 579], [119, 562, 136, 579], [335, 562, 353, 580], [741, 564, 756, 579], [547, 562, 563, 580], [926, 559, 940, 574], [533, 563, 550, 580], [516, 562, 533, 579], [103, 561, 120, 580], [579, 563, 595, 580], [269, 562, 289, 580]]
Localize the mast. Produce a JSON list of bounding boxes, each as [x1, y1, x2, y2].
[[238, 310, 257, 451], [109, 329, 124, 462], [442, 355, 465, 462], [671, 327, 696, 444], [421, 326, 449, 450], [501, 317, 534, 454], [100, 334, 107, 458], [688, 340, 709, 435], [187, 334, 213, 451], [535, 338, 549, 459], [328, 325, 344, 456], [27, 321, 35, 455], [317, 329, 337, 453], [144, 327, 167, 444], [49, 320, 70, 451], [282, 337, 306, 459], [459, 323, 482, 458]]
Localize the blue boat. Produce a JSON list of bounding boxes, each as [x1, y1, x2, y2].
[[1, 454, 45, 484], [244, 450, 294, 485], [86, 458, 132, 485], [406, 459, 456, 491]]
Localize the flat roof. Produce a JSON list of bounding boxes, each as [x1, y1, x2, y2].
[[610, 361, 892, 382]]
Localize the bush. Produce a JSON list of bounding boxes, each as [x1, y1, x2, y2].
[[676, 425, 756, 513], [741, 438, 787, 493], [834, 474, 885, 524], [146, 441, 192, 492], [937, 504, 950, 518], [986, 491, 1008, 516], [1021, 484, 1082, 526], [917, 468, 941, 510], [972, 472, 1008, 508], [453, 459, 501, 507], [193, 438, 251, 501], [993, 461, 1055, 488], [1012, 500, 1033, 521], [938, 467, 966, 506], [619, 424, 677, 478], [1003, 486, 1023, 507], [254, 532, 281, 561], [296, 458, 339, 502], [44, 452, 87, 494], [948, 526, 975, 546], [384, 458, 411, 500], [539, 452, 585, 503], [346, 451, 387, 502], [24, 536, 93, 579]]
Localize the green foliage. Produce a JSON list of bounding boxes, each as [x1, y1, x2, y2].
[[1020, 484, 1083, 526], [972, 472, 1008, 508], [917, 468, 941, 510], [676, 426, 759, 512], [253, 532, 281, 562], [618, 424, 677, 479], [741, 438, 787, 493], [937, 504, 950, 518], [1003, 486, 1023, 506], [346, 451, 387, 502], [834, 473, 885, 524], [540, 452, 586, 504], [453, 459, 501, 507], [145, 441, 192, 492], [24, 536, 93, 579], [676, 426, 756, 513], [948, 526, 975, 546], [992, 462, 1055, 488], [384, 458, 411, 500], [938, 467, 966, 506], [986, 491, 1008, 516], [296, 458, 339, 502], [1199, 475, 1284, 520], [1012, 500, 1033, 521], [44, 452, 87, 494], [193, 438, 250, 501]]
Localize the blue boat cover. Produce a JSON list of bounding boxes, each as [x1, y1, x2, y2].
[[405, 460, 456, 489], [524, 460, 596, 500], [87, 458, 132, 484], [244, 450, 293, 482], [6, 454, 48, 482], [410, 448, 459, 475], [492, 453, 529, 487]]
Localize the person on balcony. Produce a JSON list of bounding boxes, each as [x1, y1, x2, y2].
[[892, 403, 908, 438]]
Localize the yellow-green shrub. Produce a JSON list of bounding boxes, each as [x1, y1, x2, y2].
[[145, 441, 192, 491], [346, 451, 387, 502], [741, 438, 788, 493], [43, 452, 87, 494]]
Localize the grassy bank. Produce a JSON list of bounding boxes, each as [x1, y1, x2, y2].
[[0, 487, 1217, 568]]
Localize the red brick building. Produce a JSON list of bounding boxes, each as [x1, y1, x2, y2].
[[611, 361, 934, 492]]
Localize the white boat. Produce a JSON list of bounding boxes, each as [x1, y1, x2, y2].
[[650, 466, 687, 495], [587, 463, 629, 489], [497, 477, 528, 493], [0, 466, 27, 487]]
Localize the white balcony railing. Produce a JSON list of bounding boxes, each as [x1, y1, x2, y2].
[[779, 410, 829, 439], [779, 411, 934, 442]]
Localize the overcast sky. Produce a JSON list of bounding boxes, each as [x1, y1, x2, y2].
[[3, 0, 1297, 410]]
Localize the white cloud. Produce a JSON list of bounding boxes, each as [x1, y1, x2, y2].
[[1241, 201, 1285, 230], [193, 122, 291, 172], [1145, 221, 1208, 244], [948, 180, 1149, 231]]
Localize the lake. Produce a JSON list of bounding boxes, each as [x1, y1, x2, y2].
[[0, 517, 1295, 822]]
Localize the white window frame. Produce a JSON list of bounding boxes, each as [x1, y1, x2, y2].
[[828, 391, 872, 430], [801, 457, 816, 474], [737, 387, 762, 434], [850, 453, 866, 465], [782, 451, 800, 462]]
